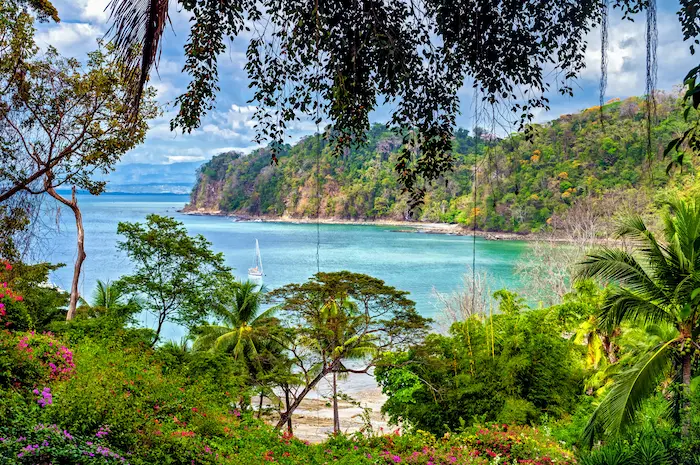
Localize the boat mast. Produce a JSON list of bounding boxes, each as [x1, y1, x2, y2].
[[255, 239, 263, 275]]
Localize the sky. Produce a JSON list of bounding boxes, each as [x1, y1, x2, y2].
[[37, 0, 692, 166]]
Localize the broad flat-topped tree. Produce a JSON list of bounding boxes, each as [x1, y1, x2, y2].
[[268, 271, 430, 430]]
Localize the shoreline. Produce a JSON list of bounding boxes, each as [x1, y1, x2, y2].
[[179, 208, 620, 244], [179, 208, 540, 241]]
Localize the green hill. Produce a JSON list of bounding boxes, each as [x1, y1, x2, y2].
[[185, 93, 694, 234]]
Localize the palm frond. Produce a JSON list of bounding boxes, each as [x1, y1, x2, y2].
[[254, 305, 279, 323], [601, 286, 675, 329], [577, 248, 668, 302], [229, 281, 266, 325], [107, 0, 170, 113], [582, 339, 674, 445], [213, 330, 241, 355], [666, 198, 700, 258], [192, 325, 234, 352], [616, 214, 656, 243]]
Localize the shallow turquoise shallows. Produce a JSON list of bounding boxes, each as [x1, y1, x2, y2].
[[42, 193, 527, 340]]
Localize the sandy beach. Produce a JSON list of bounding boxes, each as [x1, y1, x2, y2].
[[273, 387, 390, 443], [259, 373, 392, 443]]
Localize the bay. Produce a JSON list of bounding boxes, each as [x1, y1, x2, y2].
[[41, 193, 528, 340]]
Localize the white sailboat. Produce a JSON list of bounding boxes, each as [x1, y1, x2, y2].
[[247, 239, 264, 279]]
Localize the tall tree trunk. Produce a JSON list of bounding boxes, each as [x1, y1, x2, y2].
[[284, 385, 293, 435], [151, 313, 166, 347], [599, 334, 618, 364], [276, 362, 336, 430], [332, 370, 340, 434], [682, 352, 692, 435], [46, 185, 85, 321], [257, 390, 264, 419]]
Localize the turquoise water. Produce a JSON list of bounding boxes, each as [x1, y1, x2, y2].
[[42, 193, 527, 339]]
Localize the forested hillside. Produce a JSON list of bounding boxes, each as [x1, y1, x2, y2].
[[185, 94, 693, 233]]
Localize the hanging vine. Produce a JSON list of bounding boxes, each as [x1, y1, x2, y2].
[[600, 0, 609, 124], [645, 0, 658, 162]]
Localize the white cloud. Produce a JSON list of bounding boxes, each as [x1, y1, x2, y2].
[[151, 79, 179, 101], [201, 124, 241, 138], [209, 145, 262, 156], [76, 0, 111, 23], [581, 11, 691, 96], [166, 154, 208, 163], [35, 23, 102, 56], [154, 58, 182, 76], [146, 122, 177, 141], [230, 104, 256, 113]]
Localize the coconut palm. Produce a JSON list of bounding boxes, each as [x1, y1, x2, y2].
[[577, 197, 700, 443], [78, 279, 125, 310], [315, 296, 377, 433], [192, 281, 274, 364]]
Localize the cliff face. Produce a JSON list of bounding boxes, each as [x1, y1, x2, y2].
[[184, 95, 695, 232], [187, 178, 225, 213], [183, 126, 413, 220]]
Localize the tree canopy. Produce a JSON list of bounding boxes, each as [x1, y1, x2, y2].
[[116, 214, 235, 346], [107, 0, 700, 204]]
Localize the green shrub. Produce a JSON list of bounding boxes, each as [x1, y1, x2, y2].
[[455, 424, 577, 464], [497, 398, 540, 425], [0, 270, 31, 330], [1, 261, 68, 331], [47, 341, 245, 463], [578, 435, 673, 465]]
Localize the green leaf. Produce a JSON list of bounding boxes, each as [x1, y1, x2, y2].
[[681, 303, 693, 321], [690, 288, 700, 301], [691, 376, 700, 393], [664, 138, 679, 157]]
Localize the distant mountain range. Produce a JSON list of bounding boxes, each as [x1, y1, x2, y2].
[[104, 161, 204, 194]]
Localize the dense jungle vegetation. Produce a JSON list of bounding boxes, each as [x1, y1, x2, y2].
[[6, 202, 700, 464], [8, 0, 700, 463], [186, 94, 693, 234]]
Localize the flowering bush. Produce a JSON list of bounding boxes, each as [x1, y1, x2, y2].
[[47, 341, 248, 464], [455, 424, 576, 464], [0, 261, 30, 330], [0, 333, 580, 464], [33, 387, 53, 408], [0, 331, 74, 390], [0, 423, 130, 464], [323, 426, 574, 465], [16, 331, 75, 381]]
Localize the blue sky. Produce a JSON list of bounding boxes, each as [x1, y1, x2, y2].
[[37, 1, 692, 166]]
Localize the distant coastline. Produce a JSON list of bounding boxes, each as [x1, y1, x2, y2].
[[179, 207, 627, 245], [57, 189, 193, 196], [179, 207, 541, 241]]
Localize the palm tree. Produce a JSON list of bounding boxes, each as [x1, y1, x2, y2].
[[192, 281, 274, 363], [78, 279, 124, 310], [316, 296, 377, 433], [577, 198, 700, 443]]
